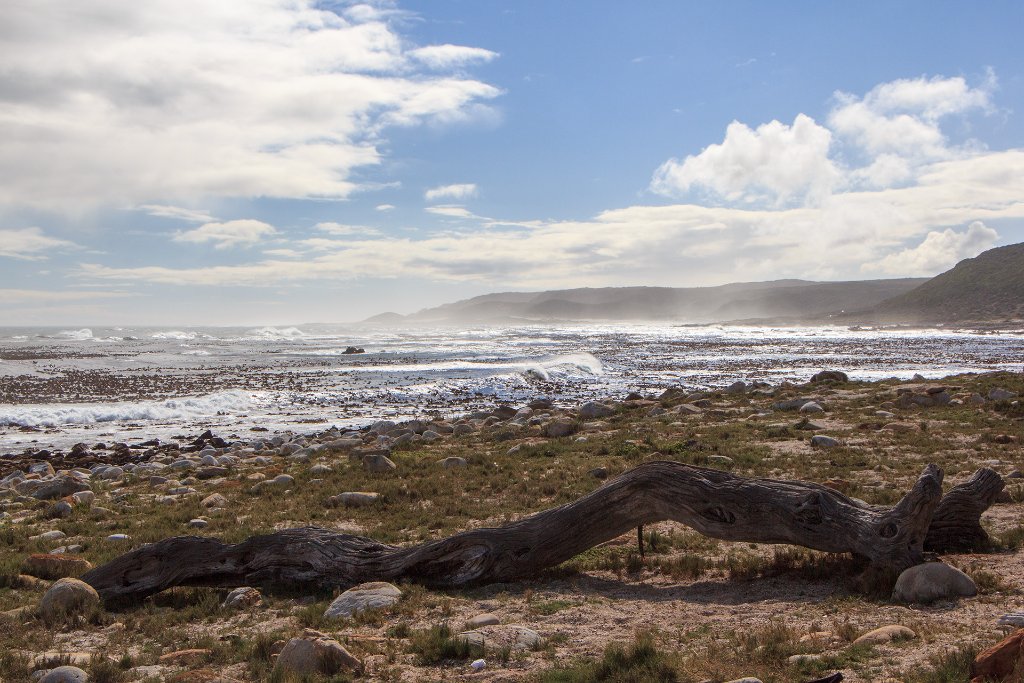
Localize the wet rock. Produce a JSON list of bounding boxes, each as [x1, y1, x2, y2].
[[22, 554, 93, 579], [810, 370, 848, 383], [273, 635, 362, 677], [39, 577, 100, 620], [222, 586, 262, 609], [851, 624, 916, 646], [892, 562, 977, 603], [39, 666, 89, 683], [324, 582, 402, 619]]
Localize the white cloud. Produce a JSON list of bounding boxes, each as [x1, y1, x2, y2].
[[653, 74, 996, 203], [375, 204, 396, 211], [867, 221, 999, 276], [173, 220, 276, 249], [424, 205, 477, 218], [138, 204, 214, 223], [651, 114, 840, 206], [0, 227, 78, 260], [408, 45, 499, 69], [0, 1, 501, 211], [76, 149, 1024, 289], [424, 183, 478, 201], [314, 222, 381, 236]]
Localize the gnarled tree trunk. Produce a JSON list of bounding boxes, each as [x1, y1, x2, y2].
[[83, 461, 965, 602], [925, 467, 1004, 552]]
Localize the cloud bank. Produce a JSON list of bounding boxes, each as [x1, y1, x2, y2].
[[0, 1, 501, 211]]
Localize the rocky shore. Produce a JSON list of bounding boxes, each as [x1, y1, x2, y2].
[[1, 370, 1022, 681]]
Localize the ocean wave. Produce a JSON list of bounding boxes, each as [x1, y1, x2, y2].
[[0, 390, 254, 428], [521, 353, 603, 381], [151, 330, 203, 341], [248, 326, 306, 339], [54, 328, 94, 340]]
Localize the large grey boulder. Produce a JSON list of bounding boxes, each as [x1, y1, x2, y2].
[[40, 577, 101, 620], [40, 666, 89, 683], [892, 562, 977, 603], [324, 582, 402, 619], [273, 635, 362, 677]]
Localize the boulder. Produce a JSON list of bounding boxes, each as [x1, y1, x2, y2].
[[323, 582, 402, 619], [201, 493, 228, 509], [580, 401, 615, 419], [22, 554, 93, 579], [892, 562, 977, 603], [544, 419, 576, 438], [40, 666, 90, 683], [989, 388, 1018, 401], [222, 586, 262, 609], [466, 613, 501, 629], [971, 628, 1024, 683], [852, 624, 916, 646], [329, 492, 379, 507], [32, 476, 90, 501], [273, 636, 362, 677], [39, 577, 101, 620], [723, 381, 747, 395], [799, 401, 825, 414], [439, 456, 468, 469], [362, 454, 397, 473], [810, 435, 842, 449], [811, 370, 848, 383]]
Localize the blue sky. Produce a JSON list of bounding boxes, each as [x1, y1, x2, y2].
[[1, 1, 1022, 325]]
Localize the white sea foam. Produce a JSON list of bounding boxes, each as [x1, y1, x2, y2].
[[248, 326, 306, 339], [54, 328, 93, 340], [181, 349, 211, 356], [0, 390, 254, 428], [151, 330, 202, 340]]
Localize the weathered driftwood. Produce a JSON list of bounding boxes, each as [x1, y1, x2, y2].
[[83, 461, 962, 602], [925, 467, 1004, 552]]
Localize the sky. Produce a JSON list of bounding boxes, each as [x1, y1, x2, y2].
[[1, 1, 1023, 326]]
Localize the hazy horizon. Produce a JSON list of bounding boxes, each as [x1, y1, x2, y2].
[[2, 1, 1023, 326]]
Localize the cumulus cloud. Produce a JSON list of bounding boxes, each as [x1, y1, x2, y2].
[[867, 221, 999, 276], [651, 114, 840, 206], [424, 183, 478, 201], [0, 1, 501, 211], [0, 228, 79, 260], [653, 73, 996, 203], [172, 220, 276, 249], [376, 204, 396, 211]]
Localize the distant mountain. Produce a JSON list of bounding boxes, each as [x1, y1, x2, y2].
[[865, 243, 1024, 323], [367, 278, 927, 325]]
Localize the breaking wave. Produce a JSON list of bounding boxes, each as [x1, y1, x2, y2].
[[0, 391, 254, 428], [248, 326, 306, 339]]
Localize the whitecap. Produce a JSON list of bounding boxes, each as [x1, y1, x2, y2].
[[0, 390, 254, 428]]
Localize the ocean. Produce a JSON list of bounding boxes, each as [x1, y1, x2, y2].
[[2, 323, 1023, 453]]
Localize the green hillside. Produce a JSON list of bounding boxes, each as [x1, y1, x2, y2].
[[870, 242, 1024, 322]]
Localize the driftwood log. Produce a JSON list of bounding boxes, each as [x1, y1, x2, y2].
[[83, 461, 999, 603]]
